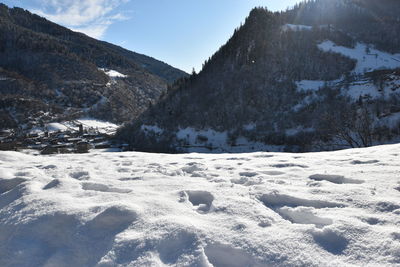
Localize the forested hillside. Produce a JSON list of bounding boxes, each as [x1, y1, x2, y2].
[[0, 4, 187, 131], [118, 0, 400, 152]]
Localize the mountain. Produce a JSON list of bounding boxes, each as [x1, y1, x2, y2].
[[117, 0, 400, 153], [0, 4, 187, 132]]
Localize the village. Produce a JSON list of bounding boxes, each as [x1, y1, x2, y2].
[[0, 120, 127, 154]]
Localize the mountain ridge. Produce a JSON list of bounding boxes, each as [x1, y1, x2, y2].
[[117, 0, 400, 153], [0, 3, 187, 132]]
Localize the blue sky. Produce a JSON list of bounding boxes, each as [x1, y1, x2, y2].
[[2, 0, 302, 72]]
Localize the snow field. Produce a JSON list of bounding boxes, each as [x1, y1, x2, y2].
[[318, 41, 400, 74], [0, 145, 400, 266], [295, 40, 400, 101]]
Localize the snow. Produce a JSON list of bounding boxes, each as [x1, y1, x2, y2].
[[346, 80, 382, 99], [318, 41, 400, 74], [75, 118, 119, 134], [30, 118, 119, 136], [292, 95, 319, 112], [99, 68, 128, 78], [282, 24, 313, 32], [1, 144, 400, 266], [294, 75, 400, 102], [296, 80, 326, 92], [336, 75, 399, 101], [45, 122, 70, 132], [293, 41, 400, 102]]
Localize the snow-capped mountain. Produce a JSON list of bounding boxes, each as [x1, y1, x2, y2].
[[0, 4, 187, 132], [118, 0, 400, 153]]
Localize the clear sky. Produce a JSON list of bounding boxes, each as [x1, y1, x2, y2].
[[2, 0, 303, 72]]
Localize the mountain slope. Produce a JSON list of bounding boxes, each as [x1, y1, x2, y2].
[[0, 4, 187, 131], [118, 0, 400, 152]]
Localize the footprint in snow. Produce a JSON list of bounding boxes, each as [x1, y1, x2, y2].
[[309, 174, 364, 184], [277, 206, 333, 228], [69, 171, 90, 180], [391, 232, 400, 240], [259, 192, 344, 209], [258, 192, 343, 227], [204, 243, 268, 267], [261, 170, 285, 176], [81, 182, 132, 193], [239, 171, 258, 177], [312, 228, 349, 255], [257, 217, 273, 227], [148, 163, 162, 168], [41, 164, 57, 170], [231, 176, 263, 186], [351, 160, 379, 165], [271, 163, 308, 168], [213, 165, 234, 171], [181, 163, 207, 174], [375, 201, 400, 212], [180, 190, 214, 213], [119, 177, 142, 181], [361, 217, 384, 225], [117, 168, 131, 173]]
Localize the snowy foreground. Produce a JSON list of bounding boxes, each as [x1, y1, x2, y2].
[[0, 145, 400, 266]]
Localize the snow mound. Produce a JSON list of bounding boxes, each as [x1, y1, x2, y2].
[[1, 145, 400, 266]]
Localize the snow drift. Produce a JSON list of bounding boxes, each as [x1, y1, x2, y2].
[[0, 145, 400, 266]]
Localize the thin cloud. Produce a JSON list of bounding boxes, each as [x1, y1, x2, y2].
[[31, 0, 129, 39]]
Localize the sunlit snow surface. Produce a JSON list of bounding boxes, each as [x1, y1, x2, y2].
[[99, 68, 128, 78], [76, 118, 119, 134], [1, 145, 400, 266], [29, 118, 119, 135]]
